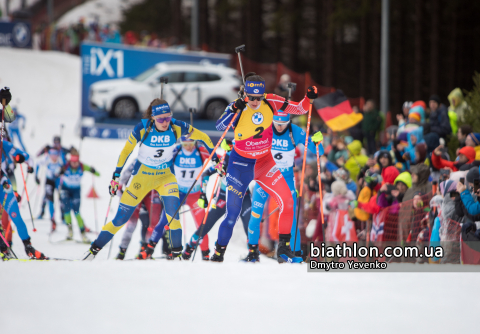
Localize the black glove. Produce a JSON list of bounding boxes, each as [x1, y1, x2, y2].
[[90, 167, 96, 174], [35, 176, 40, 185], [307, 86, 318, 100], [14, 192, 21, 203], [15, 154, 25, 163], [0, 87, 12, 105], [109, 172, 120, 196], [232, 99, 247, 113], [27, 166, 34, 174]]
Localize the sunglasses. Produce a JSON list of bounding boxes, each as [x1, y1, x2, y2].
[[273, 120, 290, 126], [155, 116, 172, 124], [246, 95, 265, 102]]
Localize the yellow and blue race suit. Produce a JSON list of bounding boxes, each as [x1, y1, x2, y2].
[[94, 118, 215, 250]]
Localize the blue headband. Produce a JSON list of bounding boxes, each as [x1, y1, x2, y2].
[[245, 80, 265, 95], [152, 103, 171, 116]]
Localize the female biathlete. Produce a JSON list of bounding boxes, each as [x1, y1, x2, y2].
[[182, 140, 252, 260], [211, 74, 318, 263], [137, 135, 211, 259], [243, 111, 324, 262], [115, 159, 162, 260], [0, 88, 47, 260], [58, 149, 99, 243], [83, 99, 215, 260]]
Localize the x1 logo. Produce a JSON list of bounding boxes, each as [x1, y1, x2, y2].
[[89, 48, 124, 77], [169, 86, 189, 110]]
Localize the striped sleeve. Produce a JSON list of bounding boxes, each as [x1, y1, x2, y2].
[[115, 122, 143, 174], [266, 93, 310, 115], [215, 102, 236, 131]]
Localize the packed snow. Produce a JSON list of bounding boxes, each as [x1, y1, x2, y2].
[[0, 48, 478, 334]]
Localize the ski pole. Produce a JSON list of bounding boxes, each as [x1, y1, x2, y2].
[[104, 195, 115, 259], [165, 113, 238, 228], [19, 163, 36, 232], [315, 142, 326, 251], [261, 207, 279, 223], [192, 174, 220, 262], [293, 97, 314, 253], [235, 44, 246, 83], [92, 175, 98, 233], [189, 108, 196, 126]]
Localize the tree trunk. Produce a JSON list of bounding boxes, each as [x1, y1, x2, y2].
[[172, 0, 183, 44], [199, 0, 210, 50], [371, 2, 380, 103], [430, 0, 439, 95], [414, 0, 422, 100], [324, 0, 334, 86], [359, 14, 367, 99]]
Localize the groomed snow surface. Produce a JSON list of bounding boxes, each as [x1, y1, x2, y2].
[[0, 48, 478, 334]]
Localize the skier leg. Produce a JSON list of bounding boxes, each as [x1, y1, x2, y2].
[[94, 170, 151, 249], [247, 183, 269, 246], [186, 192, 209, 251]]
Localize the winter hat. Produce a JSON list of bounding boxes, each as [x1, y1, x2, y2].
[[273, 110, 290, 122], [449, 171, 468, 183], [440, 180, 457, 197], [429, 94, 441, 104], [459, 146, 476, 164], [331, 180, 347, 196], [409, 105, 425, 123], [466, 167, 480, 184], [408, 112, 421, 123], [398, 132, 409, 147], [382, 166, 400, 185], [394, 172, 412, 189], [411, 100, 427, 110], [402, 101, 413, 109], [333, 167, 350, 182], [467, 133, 480, 146]]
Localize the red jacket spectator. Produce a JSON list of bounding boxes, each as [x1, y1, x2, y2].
[[432, 146, 475, 171]]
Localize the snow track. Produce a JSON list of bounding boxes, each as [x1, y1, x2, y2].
[[0, 48, 478, 334]]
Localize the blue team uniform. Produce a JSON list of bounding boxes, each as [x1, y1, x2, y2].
[[7, 108, 27, 152], [247, 124, 323, 252]]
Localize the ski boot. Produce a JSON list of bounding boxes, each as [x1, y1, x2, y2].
[[66, 224, 73, 240], [116, 247, 127, 260], [182, 243, 194, 260], [84, 226, 92, 233], [277, 234, 302, 263], [137, 241, 156, 259], [0, 245, 15, 261], [201, 249, 210, 261], [23, 238, 48, 260], [210, 242, 227, 262], [82, 242, 101, 261], [295, 250, 306, 262], [80, 231, 90, 244], [161, 235, 170, 255], [51, 218, 57, 232], [166, 247, 182, 260], [241, 244, 260, 263]]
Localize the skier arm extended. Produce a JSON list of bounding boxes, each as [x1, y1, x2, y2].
[[292, 124, 324, 155], [115, 123, 143, 174], [82, 163, 100, 176], [266, 93, 310, 115]]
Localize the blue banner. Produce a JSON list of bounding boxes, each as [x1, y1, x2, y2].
[[81, 42, 232, 121], [0, 21, 32, 48]]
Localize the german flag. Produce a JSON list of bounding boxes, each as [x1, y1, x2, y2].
[[314, 90, 363, 132]]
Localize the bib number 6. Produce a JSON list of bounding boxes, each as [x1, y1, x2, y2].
[[274, 152, 283, 160], [154, 149, 164, 158]]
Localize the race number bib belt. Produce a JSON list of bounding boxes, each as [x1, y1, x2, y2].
[[234, 101, 273, 159], [137, 126, 177, 170]]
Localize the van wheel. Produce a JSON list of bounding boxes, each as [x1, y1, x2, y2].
[[205, 100, 228, 120], [112, 98, 138, 118]]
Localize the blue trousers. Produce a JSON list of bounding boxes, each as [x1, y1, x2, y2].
[[10, 129, 27, 152], [247, 174, 300, 251], [1, 177, 29, 240]]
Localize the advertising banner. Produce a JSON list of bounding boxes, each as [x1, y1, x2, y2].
[[0, 21, 32, 48]]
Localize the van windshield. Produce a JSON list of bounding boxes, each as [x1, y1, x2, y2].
[[133, 67, 158, 82]]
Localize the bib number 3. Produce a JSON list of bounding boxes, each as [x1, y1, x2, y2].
[[154, 149, 164, 158]]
